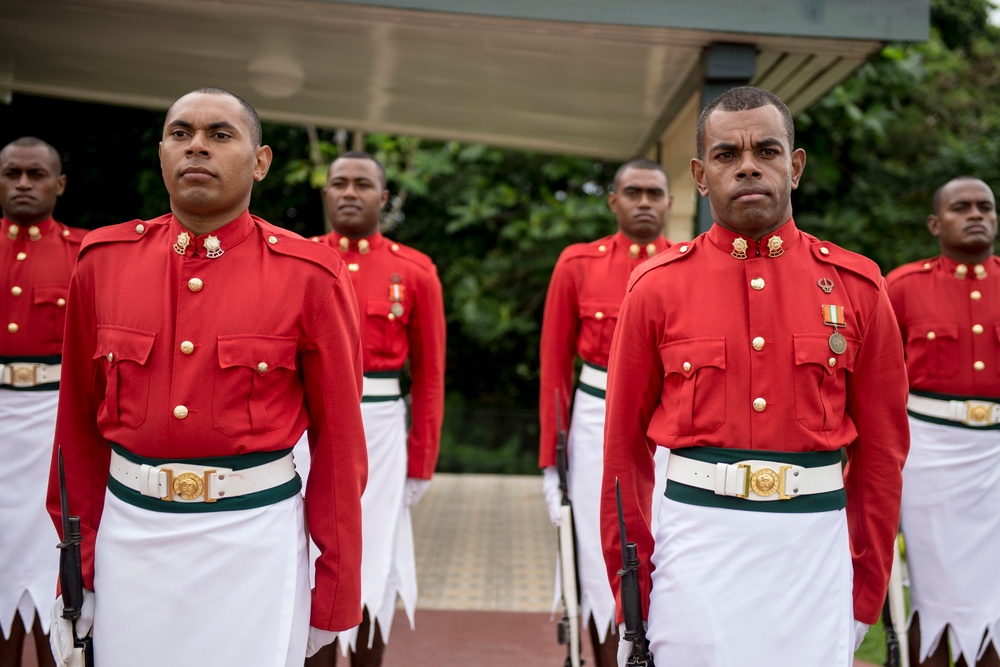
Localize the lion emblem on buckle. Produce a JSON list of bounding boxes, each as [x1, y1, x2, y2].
[[750, 468, 780, 497], [172, 472, 204, 500]]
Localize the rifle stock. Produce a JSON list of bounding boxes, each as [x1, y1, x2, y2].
[[554, 390, 582, 667], [57, 447, 94, 666], [616, 478, 654, 667]]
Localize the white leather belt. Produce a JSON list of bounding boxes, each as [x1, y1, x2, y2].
[[907, 392, 1000, 427], [0, 362, 61, 387], [110, 449, 296, 503], [363, 376, 401, 397], [667, 455, 844, 502], [579, 364, 607, 391]]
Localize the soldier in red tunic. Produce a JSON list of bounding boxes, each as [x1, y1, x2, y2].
[[538, 157, 671, 667], [303, 151, 445, 667], [886, 176, 1000, 667], [601, 86, 909, 665], [46, 89, 367, 667], [0, 137, 83, 667]]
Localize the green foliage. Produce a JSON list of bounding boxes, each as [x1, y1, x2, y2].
[[795, 0, 1000, 271]]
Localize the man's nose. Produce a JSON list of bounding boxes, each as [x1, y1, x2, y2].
[[186, 132, 210, 155], [736, 154, 761, 179], [16, 173, 31, 189]]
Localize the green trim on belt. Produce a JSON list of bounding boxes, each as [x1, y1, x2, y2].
[[107, 476, 301, 514], [908, 389, 1000, 430], [364, 370, 402, 379], [110, 443, 293, 471], [665, 446, 847, 514], [577, 383, 606, 400], [578, 361, 607, 399], [361, 395, 402, 403]]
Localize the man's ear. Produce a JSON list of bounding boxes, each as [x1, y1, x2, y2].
[[927, 213, 941, 237], [691, 159, 709, 197]]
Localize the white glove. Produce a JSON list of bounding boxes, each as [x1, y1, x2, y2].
[[49, 590, 95, 666], [616, 622, 631, 667], [306, 627, 338, 657], [404, 478, 431, 508], [542, 466, 562, 526], [853, 619, 869, 651]]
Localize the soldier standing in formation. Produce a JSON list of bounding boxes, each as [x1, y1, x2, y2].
[[302, 151, 446, 667], [0, 137, 85, 667], [46, 88, 368, 666], [601, 86, 910, 665], [538, 157, 672, 666], [886, 176, 1000, 667]]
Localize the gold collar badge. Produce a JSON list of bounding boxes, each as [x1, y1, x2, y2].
[[628, 243, 641, 259], [956, 263, 969, 279], [974, 264, 988, 280], [731, 237, 748, 260], [767, 235, 784, 258], [338, 237, 350, 251], [204, 235, 223, 259], [28, 225, 42, 241], [358, 239, 371, 255], [646, 243, 657, 258], [6, 224, 18, 241], [173, 231, 191, 255]]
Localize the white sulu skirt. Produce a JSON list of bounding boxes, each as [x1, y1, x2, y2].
[[92, 490, 310, 667], [0, 389, 60, 639], [293, 399, 416, 653], [646, 494, 854, 666], [901, 416, 1000, 663]]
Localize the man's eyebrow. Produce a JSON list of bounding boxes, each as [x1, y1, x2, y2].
[[165, 120, 240, 134], [753, 137, 783, 149], [709, 141, 739, 153]]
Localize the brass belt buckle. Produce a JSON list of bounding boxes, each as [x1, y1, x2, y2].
[[742, 464, 794, 500], [11, 364, 37, 387], [159, 467, 217, 502], [964, 401, 993, 426]]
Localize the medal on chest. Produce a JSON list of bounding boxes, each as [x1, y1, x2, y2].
[[821, 303, 847, 354], [389, 274, 405, 318]]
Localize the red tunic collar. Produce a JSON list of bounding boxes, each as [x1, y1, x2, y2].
[[330, 231, 386, 254], [3, 216, 59, 241], [706, 218, 801, 259], [167, 211, 254, 258]]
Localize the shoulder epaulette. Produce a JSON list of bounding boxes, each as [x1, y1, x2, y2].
[[79, 215, 171, 256], [255, 218, 343, 278], [385, 239, 438, 275], [56, 224, 89, 245], [808, 239, 882, 287], [558, 236, 616, 263], [885, 258, 936, 286], [627, 238, 699, 291]]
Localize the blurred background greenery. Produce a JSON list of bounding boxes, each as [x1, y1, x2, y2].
[[2, 0, 997, 476]]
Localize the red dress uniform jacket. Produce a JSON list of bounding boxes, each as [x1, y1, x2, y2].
[[313, 231, 445, 479], [538, 231, 670, 468], [886, 255, 1000, 397], [2, 217, 87, 357], [601, 220, 909, 625], [46, 212, 368, 631]]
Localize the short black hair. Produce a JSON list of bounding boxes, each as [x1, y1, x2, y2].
[[331, 150, 387, 189], [0, 136, 62, 173], [612, 158, 669, 191], [931, 175, 985, 214], [696, 86, 794, 160], [167, 88, 263, 147]]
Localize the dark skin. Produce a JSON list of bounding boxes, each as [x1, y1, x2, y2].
[[0, 613, 56, 667], [928, 178, 996, 266], [691, 104, 805, 241], [0, 143, 65, 226], [608, 167, 672, 245], [323, 157, 389, 239], [911, 178, 999, 667]]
